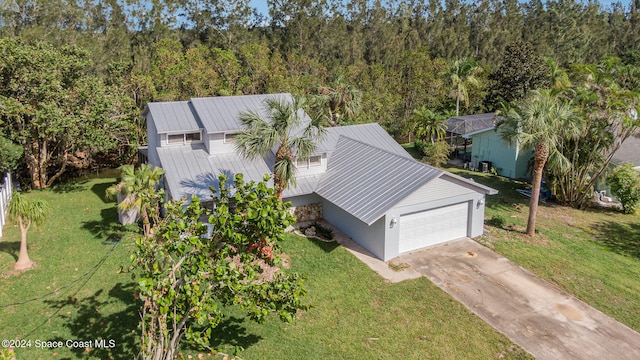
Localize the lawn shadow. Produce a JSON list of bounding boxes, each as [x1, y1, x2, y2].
[[91, 181, 116, 204], [592, 220, 640, 259], [0, 241, 19, 261], [82, 208, 138, 244], [206, 315, 263, 354], [50, 180, 89, 193], [303, 236, 341, 253], [44, 282, 139, 359]]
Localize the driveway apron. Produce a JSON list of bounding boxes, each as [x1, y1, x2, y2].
[[400, 238, 640, 360]]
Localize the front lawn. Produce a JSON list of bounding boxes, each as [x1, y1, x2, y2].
[[444, 165, 640, 332], [0, 177, 530, 359]]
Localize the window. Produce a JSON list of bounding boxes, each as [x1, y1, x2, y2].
[[224, 133, 238, 143], [309, 155, 322, 166], [185, 132, 201, 142], [296, 158, 308, 167], [296, 154, 323, 168], [168, 134, 184, 144]]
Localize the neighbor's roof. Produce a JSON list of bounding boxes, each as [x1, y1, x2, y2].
[[315, 136, 443, 225], [144, 101, 202, 133], [447, 113, 496, 136], [612, 135, 640, 167]]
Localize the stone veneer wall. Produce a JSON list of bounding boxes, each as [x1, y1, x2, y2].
[[289, 202, 323, 222]]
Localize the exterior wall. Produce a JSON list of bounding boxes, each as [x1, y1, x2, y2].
[[322, 199, 386, 260], [285, 194, 323, 222], [295, 153, 328, 177], [384, 190, 486, 260], [146, 114, 161, 167], [470, 130, 531, 179], [207, 132, 237, 154], [514, 146, 532, 180]]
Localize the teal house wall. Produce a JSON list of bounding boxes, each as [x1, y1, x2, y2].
[[467, 129, 532, 179]]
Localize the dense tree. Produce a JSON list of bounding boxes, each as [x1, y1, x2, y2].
[[0, 136, 22, 174], [548, 61, 640, 207], [0, 38, 133, 189], [133, 174, 306, 359], [497, 90, 579, 236], [485, 41, 550, 111], [8, 192, 49, 271], [236, 96, 322, 201], [311, 77, 363, 127]]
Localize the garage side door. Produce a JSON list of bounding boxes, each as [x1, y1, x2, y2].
[[399, 202, 469, 253]]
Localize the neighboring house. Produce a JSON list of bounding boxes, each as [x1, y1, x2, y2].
[[447, 113, 532, 180], [142, 94, 498, 261], [611, 135, 640, 170]]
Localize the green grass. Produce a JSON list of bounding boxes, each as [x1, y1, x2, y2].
[[444, 165, 640, 332], [0, 177, 531, 359]]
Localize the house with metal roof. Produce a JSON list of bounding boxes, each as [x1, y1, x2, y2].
[[143, 94, 498, 261], [447, 113, 533, 179]]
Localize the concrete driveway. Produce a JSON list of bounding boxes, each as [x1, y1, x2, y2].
[[400, 238, 640, 360]]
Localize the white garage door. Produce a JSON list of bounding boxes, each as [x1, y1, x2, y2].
[[399, 202, 469, 253]]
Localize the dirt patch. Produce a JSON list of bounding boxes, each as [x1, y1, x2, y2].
[[555, 303, 585, 321]]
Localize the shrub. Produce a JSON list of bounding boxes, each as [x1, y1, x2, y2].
[[487, 215, 507, 228], [422, 140, 451, 167], [607, 164, 640, 214], [414, 139, 427, 156]]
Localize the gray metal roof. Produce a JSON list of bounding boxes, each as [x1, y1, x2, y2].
[[612, 135, 640, 167], [315, 136, 443, 225], [190, 93, 292, 133], [447, 113, 497, 136], [145, 101, 202, 133], [157, 144, 272, 201], [317, 123, 412, 159]]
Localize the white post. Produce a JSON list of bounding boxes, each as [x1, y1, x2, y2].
[[0, 173, 12, 238]]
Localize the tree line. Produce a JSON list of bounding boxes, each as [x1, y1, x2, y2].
[[0, 0, 639, 193]]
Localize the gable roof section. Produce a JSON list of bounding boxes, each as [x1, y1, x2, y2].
[[145, 101, 202, 133], [315, 136, 442, 225], [190, 93, 292, 133], [156, 144, 272, 201], [317, 123, 412, 159]]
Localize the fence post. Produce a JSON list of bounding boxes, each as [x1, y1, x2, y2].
[[0, 173, 12, 238]]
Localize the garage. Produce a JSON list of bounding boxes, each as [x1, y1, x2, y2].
[[398, 202, 470, 253]]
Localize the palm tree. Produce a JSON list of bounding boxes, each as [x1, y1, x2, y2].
[[236, 96, 322, 201], [448, 58, 481, 117], [314, 77, 362, 126], [545, 58, 571, 90], [8, 192, 49, 271], [497, 90, 579, 236], [106, 164, 165, 237], [412, 106, 447, 144]]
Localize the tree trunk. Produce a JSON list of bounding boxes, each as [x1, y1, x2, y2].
[[526, 143, 549, 236], [14, 218, 34, 271]]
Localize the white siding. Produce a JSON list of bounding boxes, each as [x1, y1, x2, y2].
[[323, 199, 386, 260], [295, 153, 327, 177], [285, 193, 322, 207], [147, 114, 161, 166], [207, 132, 237, 154], [395, 177, 476, 207]]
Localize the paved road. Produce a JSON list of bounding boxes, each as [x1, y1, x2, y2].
[[400, 238, 640, 360]]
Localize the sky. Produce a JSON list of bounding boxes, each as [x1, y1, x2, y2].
[[248, 0, 634, 17]]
